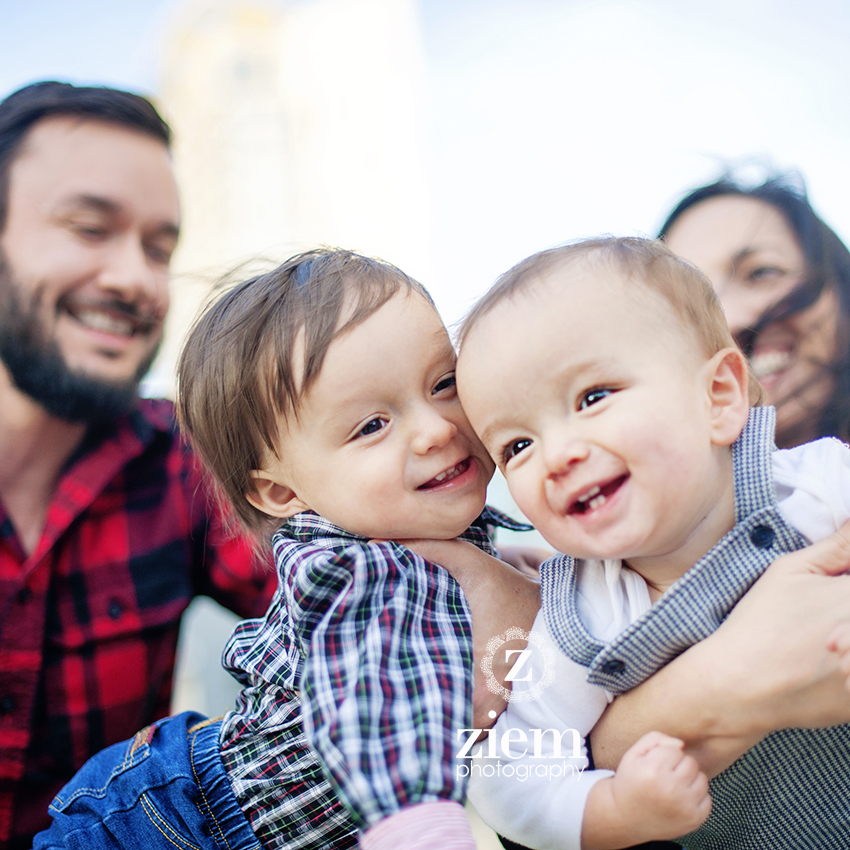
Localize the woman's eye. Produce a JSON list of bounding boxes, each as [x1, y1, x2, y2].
[[579, 388, 613, 410], [433, 374, 457, 395], [503, 438, 532, 464], [356, 418, 386, 438], [748, 266, 784, 283]]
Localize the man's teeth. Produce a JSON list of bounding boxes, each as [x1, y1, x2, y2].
[[577, 485, 606, 511], [74, 309, 135, 337], [750, 350, 792, 379]]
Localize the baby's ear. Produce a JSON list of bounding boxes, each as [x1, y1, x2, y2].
[[245, 470, 309, 519], [706, 347, 750, 447]]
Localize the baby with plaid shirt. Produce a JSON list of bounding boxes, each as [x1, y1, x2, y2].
[[32, 249, 537, 850], [456, 236, 850, 850]]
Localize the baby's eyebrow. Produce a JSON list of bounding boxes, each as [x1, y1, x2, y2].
[[477, 418, 515, 450]]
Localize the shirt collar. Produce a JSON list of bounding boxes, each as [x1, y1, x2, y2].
[[277, 505, 531, 547]]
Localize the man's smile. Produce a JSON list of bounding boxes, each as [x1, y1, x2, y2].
[[62, 297, 161, 339]]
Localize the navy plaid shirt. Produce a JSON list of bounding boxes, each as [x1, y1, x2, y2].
[[219, 507, 528, 850]]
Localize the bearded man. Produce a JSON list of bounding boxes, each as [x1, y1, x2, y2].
[[0, 81, 275, 849]]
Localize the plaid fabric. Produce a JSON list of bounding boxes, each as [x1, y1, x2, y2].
[[219, 507, 528, 849], [0, 399, 275, 850], [543, 406, 850, 848]]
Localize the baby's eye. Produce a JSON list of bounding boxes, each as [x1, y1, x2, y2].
[[579, 388, 613, 410], [503, 438, 532, 464], [356, 417, 387, 438], [432, 374, 457, 395]]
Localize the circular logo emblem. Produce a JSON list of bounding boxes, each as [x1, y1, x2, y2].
[[480, 626, 556, 703]]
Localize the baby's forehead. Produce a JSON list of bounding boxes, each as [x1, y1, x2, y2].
[[297, 287, 452, 395], [481, 256, 674, 331], [460, 260, 704, 377]]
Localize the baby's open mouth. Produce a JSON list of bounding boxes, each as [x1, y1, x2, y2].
[[418, 458, 471, 490], [568, 475, 627, 514]]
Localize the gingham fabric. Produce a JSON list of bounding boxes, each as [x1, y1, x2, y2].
[[542, 406, 850, 849], [220, 507, 528, 850]]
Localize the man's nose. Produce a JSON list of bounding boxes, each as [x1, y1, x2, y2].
[[96, 235, 163, 303]]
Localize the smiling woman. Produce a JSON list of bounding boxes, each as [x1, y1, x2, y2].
[[659, 174, 850, 448]]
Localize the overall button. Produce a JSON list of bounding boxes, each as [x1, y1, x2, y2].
[[600, 659, 625, 675], [107, 599, 123, 620], [750, 525, 775, 548], [17, 588, 32, 604], [0, 695, 17, 715]]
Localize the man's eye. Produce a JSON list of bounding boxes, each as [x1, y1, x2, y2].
[[145, 242, 175, 266], [579, 388, 613, 410], [433, 374, 457, 395], [503, 438, 532, 464], [356, 418, 387, 438], [72, 223, 107, 239]]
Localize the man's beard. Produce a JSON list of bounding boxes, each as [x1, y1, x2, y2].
[[0, 255, 161, 425]]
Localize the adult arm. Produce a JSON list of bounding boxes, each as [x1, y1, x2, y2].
[[403, 538, 541, 728], [591, 521, 850, 775]]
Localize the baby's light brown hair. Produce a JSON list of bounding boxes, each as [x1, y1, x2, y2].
[[458, 235, 762, 405], [177, 248, 433, 536]]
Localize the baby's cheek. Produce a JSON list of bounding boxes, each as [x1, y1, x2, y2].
[[506, 475, 544, 522]]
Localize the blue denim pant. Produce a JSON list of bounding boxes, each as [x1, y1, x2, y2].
[[33, 712, 260, 850]]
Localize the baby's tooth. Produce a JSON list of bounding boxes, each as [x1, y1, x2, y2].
[[588, 494, 606, 510], [578, 485, 601, 503]]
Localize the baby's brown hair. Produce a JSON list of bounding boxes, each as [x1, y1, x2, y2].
[[458, 235, 762, 406], [177, 248, 433, 536]]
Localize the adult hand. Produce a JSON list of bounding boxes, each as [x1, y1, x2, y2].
[[403, 538, 540, 730], [711, 519, 850, 732], [592, 519, 850, 776]]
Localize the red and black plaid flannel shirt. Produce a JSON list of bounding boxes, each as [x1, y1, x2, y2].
[[0, 398, 275, 849]]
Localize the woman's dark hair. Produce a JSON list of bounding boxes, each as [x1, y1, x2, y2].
[[659, 173, 850, 441], [0, 80, 171, 231]]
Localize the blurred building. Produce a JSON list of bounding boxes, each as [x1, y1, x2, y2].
[[148, 0, 432, 394], [153, 0, 432, 720]]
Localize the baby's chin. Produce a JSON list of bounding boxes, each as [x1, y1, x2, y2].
[[387, 512, 485, 542]]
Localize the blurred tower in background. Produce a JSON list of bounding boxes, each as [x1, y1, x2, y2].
[[149, 0, 432, 394], [152, 0, 431, 717]]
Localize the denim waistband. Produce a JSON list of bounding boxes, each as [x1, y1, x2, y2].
[[186, 715, 261, 850]]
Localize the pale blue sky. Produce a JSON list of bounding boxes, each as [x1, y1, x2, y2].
[[3, 0, 850, 322]]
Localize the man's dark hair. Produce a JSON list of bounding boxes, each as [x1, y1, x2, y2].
[[0, 80, 172, 231]]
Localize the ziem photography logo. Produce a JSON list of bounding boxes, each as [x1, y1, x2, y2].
[[480, 625, 555, 703]]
